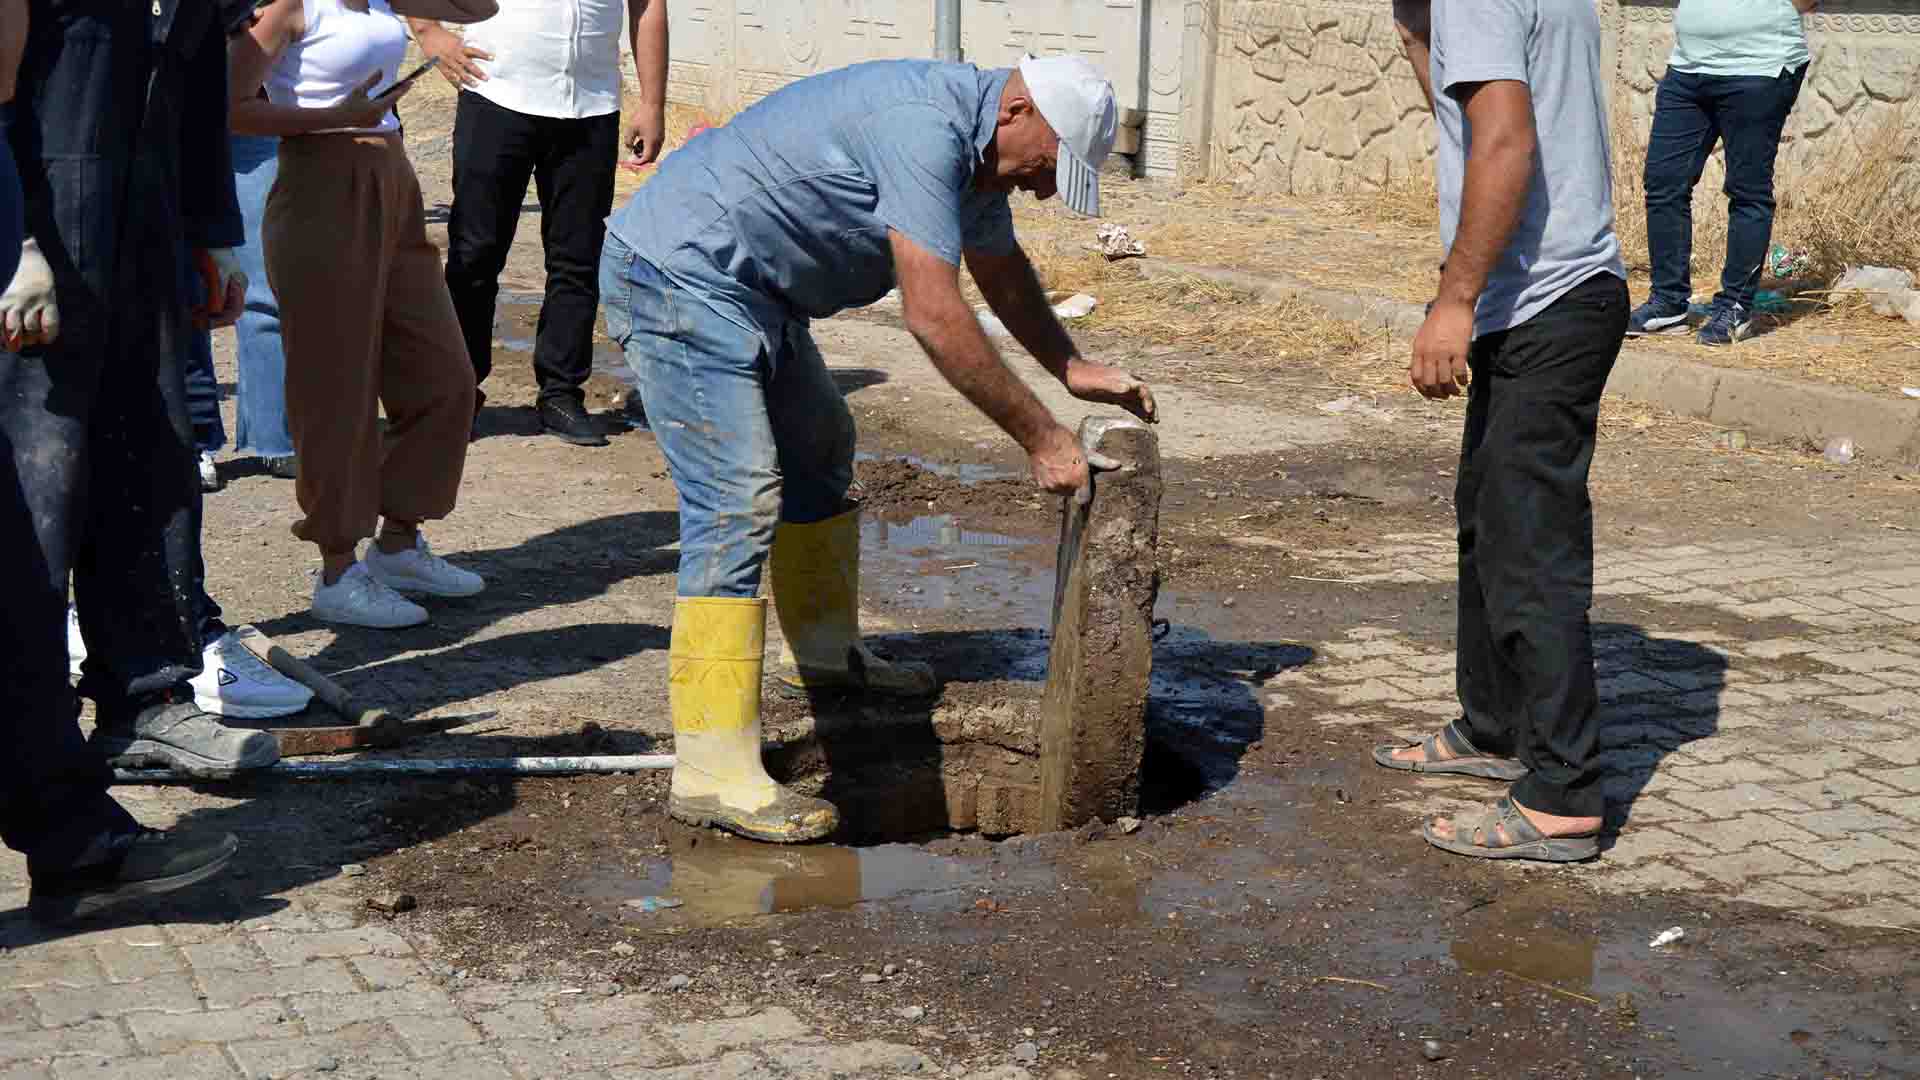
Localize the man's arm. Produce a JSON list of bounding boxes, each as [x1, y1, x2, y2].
[[0, 0, 25, 106], [892, 229, 1090, 495], [624, 0, 668, 163], [1435, 80, 1533, 311], [964, 243, 1157, 422], [1392, 0, 1434, 112], [1409, 78, 1535, 399]]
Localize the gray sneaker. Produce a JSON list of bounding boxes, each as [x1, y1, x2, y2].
[[94, 698, 280, 779]]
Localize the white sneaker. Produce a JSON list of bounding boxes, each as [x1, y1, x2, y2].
[[312, 563, 429, 628], [192, 627, 314, 719], [364, 534, 485, 598], [68, 610, 314, 719], [198, 451, 221, 492]]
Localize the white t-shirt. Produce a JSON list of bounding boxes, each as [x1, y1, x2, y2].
[[463, 0, 626, 120], [266, 0, 411, 135]]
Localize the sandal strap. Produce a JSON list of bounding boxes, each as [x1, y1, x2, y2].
[[1467, 797, 1545, 849], [1437, 720, 1487, 760]]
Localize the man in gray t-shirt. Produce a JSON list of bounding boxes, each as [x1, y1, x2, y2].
[[1377, 0, 1627, 865]]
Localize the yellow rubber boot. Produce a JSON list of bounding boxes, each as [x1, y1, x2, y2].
[[668, 597, 839, 843], [769, 508, 938, 699]]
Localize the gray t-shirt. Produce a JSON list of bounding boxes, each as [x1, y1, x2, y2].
[[1430, 0, 1625, 338]]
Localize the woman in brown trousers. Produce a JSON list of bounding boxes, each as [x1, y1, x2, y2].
[[231, 0, 497, 628]]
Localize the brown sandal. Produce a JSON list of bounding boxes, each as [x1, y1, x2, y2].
[[1372, 720, 1529, 782], [1423, 797, 1600, 863]]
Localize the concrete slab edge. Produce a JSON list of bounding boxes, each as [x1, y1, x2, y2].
[[1138, 258, 1920, 463]]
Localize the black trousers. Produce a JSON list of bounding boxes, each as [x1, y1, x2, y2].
[[1454, 272, 1627, 820], [445, 91, 618, 403]]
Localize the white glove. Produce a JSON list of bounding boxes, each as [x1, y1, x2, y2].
[[194, 247, 248, 328], [0, 238, 59, 349]]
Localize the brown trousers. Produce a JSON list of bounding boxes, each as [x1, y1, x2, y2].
[[263, 133, 475, 553]]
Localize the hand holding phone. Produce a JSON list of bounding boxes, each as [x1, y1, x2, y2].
[[378, 56, 441, 99]]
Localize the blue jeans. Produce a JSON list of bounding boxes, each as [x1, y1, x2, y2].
[[181, 254, 225, 453], [1643, 65, 1806, 313], [231, 135, 294, 459], [599, 234, 854, 598]]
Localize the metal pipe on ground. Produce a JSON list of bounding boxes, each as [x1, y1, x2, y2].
[[111, 754, 676, 785]]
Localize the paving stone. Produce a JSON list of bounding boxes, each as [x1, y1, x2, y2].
[[226, 1023, 409, 1079], [1830, 692, 1920, 722], [1864, 765, 1920, 792], [254, 928, 413, 967], [1773, 864, 1920, 898], [1776, 774, 1903, 806], [1688, 846, 1818, 886], [1731, 880, 1826, 911], [1772, 834, 1920, 873], [1688, 814, 1821, 853], [347, 954, 433, 991], [1604, 827, 1713, 863], [609, 1051, 777, 1080], [182, 940, 264, 974], [449, 981, 581, 1010], [2, 951, 104, 991], [200, 960, 358, 1009], [0, 1020, 132, 1064], [1323, 680, 1410, 706], [1596, 863, 1707, 893], [1739, 638, 1822, 659], [473, 1001, 554, 1040], [30, 972, 201, 1026], [550, 993, 660, 1032], [0, 989, 38, 1035], [94, 941, 186, 983], [1665, 783, 1812, 820], [134, 1001, 297, 1053], [1402, 654, 1456, 675], [1773, 804, 1914, 838], [0, 1064, 51, 1080], [496, 1033, 677, 1075], [1822, 899, 1920, 931], [389, 1014, 485, 1057], [289, 986, 458, 1033], [1810, 649, 1920, 673], [1383, 675, 1454, 699], [1773, 746, 1876, 780], [1815, 673, 1893, 694], [1320, 639, 1418, 661], [49, 1046, 237, 1080], [1862, 794, 1920, 821], [660, 1007, 810, 1060], [1662, 760, 1789, 789]]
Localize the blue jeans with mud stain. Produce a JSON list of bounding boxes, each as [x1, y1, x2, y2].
[[599, 233, 855, 598]]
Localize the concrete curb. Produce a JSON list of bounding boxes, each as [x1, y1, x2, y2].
[[1138, 258, 1920, 463]]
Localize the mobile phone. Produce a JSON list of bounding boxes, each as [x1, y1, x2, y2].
[[379, 56, 440, 97]]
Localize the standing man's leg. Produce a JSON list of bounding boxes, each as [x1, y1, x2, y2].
[[230, 134, 297, 477], [444, 92, 537, 415], [180, 251, 225, 490], [1699, 65, 1807, 345], [527, 111, 619, 446], [601, 236, 837, 844], [1631, 71, 1719, 336], [1424, 273, 1627, 861], [764, 323, 938, 698]]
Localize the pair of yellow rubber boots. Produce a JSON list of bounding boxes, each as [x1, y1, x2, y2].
[[667, 508, 935, 843]]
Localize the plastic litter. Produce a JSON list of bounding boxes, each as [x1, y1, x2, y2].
[[1649, 926, 1685, 949], [625, 896, 684, 913], [1095, 222, 1146, 260], [1823, 436, 1857, 465], [1832, 265, 1920, 325], [1902, 388, 1920, 399], [1050, 292, 1098, 319], [974, 292, 1098, 339], [1767, 244, 1811, 279]]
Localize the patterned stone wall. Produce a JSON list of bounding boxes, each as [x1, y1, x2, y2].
[[1207, 0, 1920, 194], [1209, 1, 1433, 193]]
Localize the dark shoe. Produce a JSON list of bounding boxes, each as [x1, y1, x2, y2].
[[1626, 297, 1692, 338], [93, 695, 281, 779], [263, 455, 298, 479], [539, 397, 611, 447], [1696, 302, 1753, 347], [29, 829, 238, 924], [471, 387, 488, 442]]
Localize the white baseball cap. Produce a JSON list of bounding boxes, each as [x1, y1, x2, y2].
[[1016, 54, 1117, 218]]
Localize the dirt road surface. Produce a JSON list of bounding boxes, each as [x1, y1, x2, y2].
[[3, 78, 1918, 1080]]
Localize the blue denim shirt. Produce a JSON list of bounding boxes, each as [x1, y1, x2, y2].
[[606, 60, 1018, 351]]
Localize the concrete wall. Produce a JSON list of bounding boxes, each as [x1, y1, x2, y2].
[[1206, 0, 1920, 194], [648, 1, 1213, 179]]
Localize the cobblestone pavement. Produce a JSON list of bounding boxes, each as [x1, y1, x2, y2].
[[1284, 528, 1920, 931], [0, 879, 1049, 1080]]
